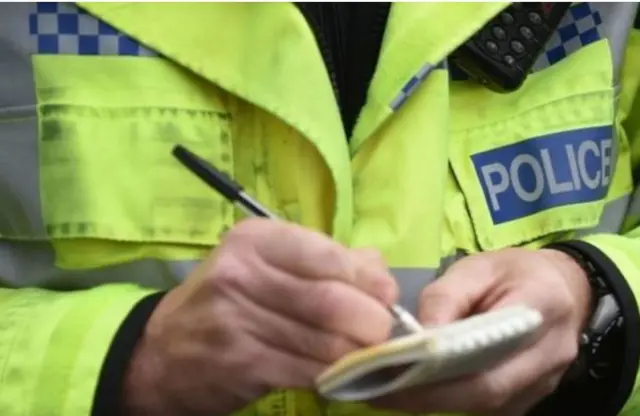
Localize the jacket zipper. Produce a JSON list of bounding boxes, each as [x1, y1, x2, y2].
[[296, 3, 391, 137], [296, 3, 340, 99]]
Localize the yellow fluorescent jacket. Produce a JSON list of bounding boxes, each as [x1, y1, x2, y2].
[[1, 2, 640, 415]]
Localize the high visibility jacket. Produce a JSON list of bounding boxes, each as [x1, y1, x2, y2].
[[1, 2, 640, 415]]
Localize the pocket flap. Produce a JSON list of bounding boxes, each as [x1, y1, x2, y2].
[[449, 40, 619, 250]]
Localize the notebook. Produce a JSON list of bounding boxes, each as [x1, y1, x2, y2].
[[316, 305, 542, 401]]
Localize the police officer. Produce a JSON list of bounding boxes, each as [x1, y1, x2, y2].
[[0, 3, 638, 416]]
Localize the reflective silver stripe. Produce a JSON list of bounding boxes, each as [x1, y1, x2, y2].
[[574, 193, 631, 237], [0, 3, 44, 237], [624, 188, 640, 220], [390, 268, 438, 318], [0, 4, 35, 109], [390, 251, 466, 317], [390, 60, 446, 111], [0, 240, 196, 289], [0, 243, 456, 316], [595, 3, 639, 84], [0, 115, 42, 236]]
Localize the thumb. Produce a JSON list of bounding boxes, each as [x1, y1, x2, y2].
[[419, 257, 498, 325]]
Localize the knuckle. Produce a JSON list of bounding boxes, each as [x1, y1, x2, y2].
[[316, 244, 351, 280], [418, 286, 459, 313], [208, 299, 240, 339], [473, 255, 499, 277], [225, 218, 267, 242], [354, 247, 387, 268], [211, 251, 251, 295], [450, 254, 497, 282], [309, 282, 343, 325]]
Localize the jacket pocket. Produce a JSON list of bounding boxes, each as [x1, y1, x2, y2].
[[33, 55, 234, 245], [0, 55, 236, 274]]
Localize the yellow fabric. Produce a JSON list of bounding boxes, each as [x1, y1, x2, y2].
[[0, 2, 639, 416], [620, 30, 640, 232], [350, 68, 450, 267], [0, 285, 156, 416]]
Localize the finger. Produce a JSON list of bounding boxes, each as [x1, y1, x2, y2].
[[348, 247, 399, 305], [490, 371, 564, 416], [231, 219, 395, 302], [238, 219, 358, 282], [228, 260, 394, 346], [241, 335, 327, 392], [428, 346, 553, 414], [375, 338, 555, 414], [230, 284, 361, 364], [260, 351, 326, 391], [419, 256, 502, 325]]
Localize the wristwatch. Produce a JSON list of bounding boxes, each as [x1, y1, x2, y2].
[[529, 242, 636, 416], [548, 243, 623, 383]]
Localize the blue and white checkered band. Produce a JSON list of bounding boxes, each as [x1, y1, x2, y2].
[[29, 2, 157, 56], [532, 2, 602, 70], [450, 3, 603, 81]]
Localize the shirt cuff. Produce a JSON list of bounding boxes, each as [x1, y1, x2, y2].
[[92, 291, 167, 416]]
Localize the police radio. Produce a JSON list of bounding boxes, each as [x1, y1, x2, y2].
[[450, 3, 571, 93]]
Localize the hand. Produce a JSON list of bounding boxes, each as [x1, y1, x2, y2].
[[120, 218, 398, 416], [371, 247, 592, 416]]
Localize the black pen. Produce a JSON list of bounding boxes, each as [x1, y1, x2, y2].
[[172, 144, 423, 334]]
